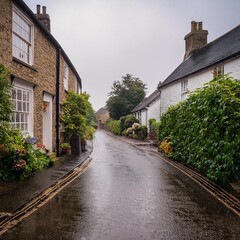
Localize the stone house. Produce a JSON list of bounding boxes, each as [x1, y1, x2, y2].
[[158, 21, 240, 115], [95, 107, 109, 129], [0, 0, 82, 156], [132, 89, 160, 131]]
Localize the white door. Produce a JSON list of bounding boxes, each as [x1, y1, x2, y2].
[[43, 93, 53, 152]]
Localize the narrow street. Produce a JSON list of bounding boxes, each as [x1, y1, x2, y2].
[[1, 130, 240, 240]]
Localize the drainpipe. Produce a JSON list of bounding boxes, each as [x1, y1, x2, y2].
[[145, 107, 148, 131], [56, 48, 61, 157]]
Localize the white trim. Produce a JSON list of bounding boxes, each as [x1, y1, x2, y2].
[[43, 92, 53, 151], [11, 79, 34, 137], [181, 79, 188, 100], [12, 5, 34, 65]]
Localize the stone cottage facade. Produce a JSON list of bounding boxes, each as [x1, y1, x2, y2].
[[0, 0, 82, 156], [95, 107, 109, 129], [158, 21, 240, 116]]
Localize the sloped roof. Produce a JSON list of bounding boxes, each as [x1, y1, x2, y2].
[[14, 0, 82, 88], [159, 24, 240, 88], [132, 89, 160, 112], [96, 107, 108, 115]]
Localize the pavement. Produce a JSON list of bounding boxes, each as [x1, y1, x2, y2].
[[0, 141, 93, 216]]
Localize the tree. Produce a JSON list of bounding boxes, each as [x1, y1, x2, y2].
[[0, 64, 12, 124], [106, 74, 147, 119], [60, 91, 90, 141], [0, 64, 12, 143]]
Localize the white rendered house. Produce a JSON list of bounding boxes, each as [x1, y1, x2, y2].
[[158, 21, 240, 116]]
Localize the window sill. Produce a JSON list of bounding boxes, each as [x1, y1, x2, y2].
[[13, 57, 37, 72]]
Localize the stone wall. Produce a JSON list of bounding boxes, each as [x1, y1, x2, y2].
[[1, 0, 82, 152]]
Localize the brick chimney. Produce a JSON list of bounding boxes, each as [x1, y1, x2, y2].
[[184, 21, 208, 60], [35, 5, 51, 32]]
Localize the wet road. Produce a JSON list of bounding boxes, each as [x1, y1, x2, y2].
[[2, 130, 240, 240]]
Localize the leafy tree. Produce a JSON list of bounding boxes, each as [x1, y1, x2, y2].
[[106, 74, 147, 119], [0, 64, 12, 143], [0, 64, 12, 124], [86, 103, 97, 126], [60, 91, 90, 141]]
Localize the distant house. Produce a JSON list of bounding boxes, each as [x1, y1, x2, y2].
[[132, 89, 160, 131], [158, 21, 240, 115], [95, 107, 109, 129], [0, 0, 82, 156]]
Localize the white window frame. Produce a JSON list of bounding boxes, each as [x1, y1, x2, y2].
[[181, 79, 188, 100], [213, 65, 224, 78], [63, 62, 69, 91], [10, 80, 34, 137], [12, 5, 34, 65]]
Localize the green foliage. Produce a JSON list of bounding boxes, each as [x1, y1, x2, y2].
[[151, 121, 160, 131], [83, 125, 96, 140], [149, 121, 160, 140], [158, 75, 240, 184], [106, 119, 121, 135], [61, 91, 95, 141], [0, 64, 12, 124], [86, 102, 97, 126], [0, 65, 12, 143], [134, 125, 148, 140], [149, 118, 156, 126], [119, 114, 139, 133], [106, 74, 147, 119], [0, 128, 52, 181]]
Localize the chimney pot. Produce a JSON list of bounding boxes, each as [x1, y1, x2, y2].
[[42, 6, 46, 14], [198, 22, 203, 30], [191, 21, 196, 31], [36, 5, 40, 14], [35, 5, 51, 32]]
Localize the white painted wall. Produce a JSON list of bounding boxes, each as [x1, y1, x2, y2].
[[224, 57, 240, 79], [160, 56, 240, 116], [134, 96, 160, 131], [147, 97, 160, 129]]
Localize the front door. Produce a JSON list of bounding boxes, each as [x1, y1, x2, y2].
[[43, 93, 52, 152]]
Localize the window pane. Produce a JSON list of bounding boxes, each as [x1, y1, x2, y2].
[[17, 89, 22, 100], [12, 8, 33, 65], [23, 102, 26, 112], [23, 91, 26, 101], [16, 113, 20, 122], [17, 101, 22, 111]]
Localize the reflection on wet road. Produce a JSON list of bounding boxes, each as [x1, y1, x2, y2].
[[2, 130, 240, 240]]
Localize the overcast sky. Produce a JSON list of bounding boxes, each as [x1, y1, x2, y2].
[[24, 0, 240, 111]]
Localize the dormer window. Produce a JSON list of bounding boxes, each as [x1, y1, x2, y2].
[[181, 79, 188, 100], [213, 65, 224, 78], [12, 6, 34, 65]]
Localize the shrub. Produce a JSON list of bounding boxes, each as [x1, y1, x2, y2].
[[159, 139, 172, 156], [134, 125, 148, 140], [158, 75, 240, 184], [106, 119, 121, 135], [119, 114, 139, 133], [0, 128, 52, 181]]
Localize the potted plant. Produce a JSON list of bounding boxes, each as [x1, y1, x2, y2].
[[60, 143, 71, 155]]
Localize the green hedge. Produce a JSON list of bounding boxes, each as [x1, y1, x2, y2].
[[106, 120, 121, 135], [158, 75, 240, 184]]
